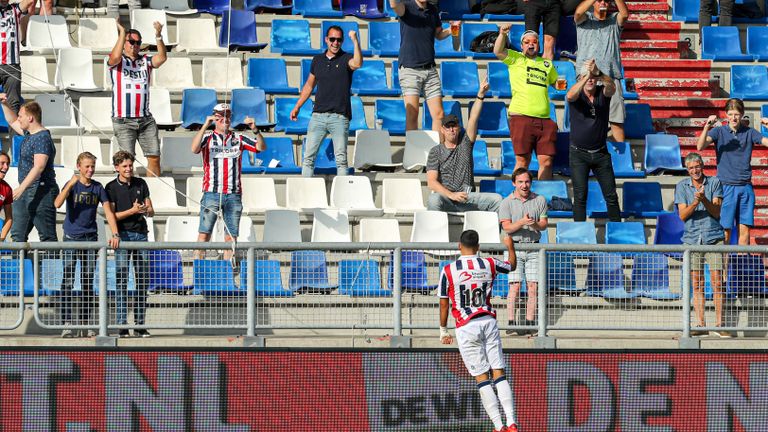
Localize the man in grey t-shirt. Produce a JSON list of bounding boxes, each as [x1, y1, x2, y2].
[[498, 168, 548, 335], [574, 0, 629, 142], [426, 80, 502, 212]]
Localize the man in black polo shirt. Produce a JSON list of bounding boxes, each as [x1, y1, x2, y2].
[[290, 26, 362, 177], [566, 59, 621, 222], [389, 0, 451, 132], [105, 150, 154, 338]]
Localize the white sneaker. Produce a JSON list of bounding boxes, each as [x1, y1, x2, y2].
[[61, 328, 74, 338], [86, 330, 97, 338]]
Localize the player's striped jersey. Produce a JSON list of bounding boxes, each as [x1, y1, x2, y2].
[[109, 54, 153, 118], [201, 131, 260, 195], [0, 5, 21, 65], [438, 255, 513, 328]]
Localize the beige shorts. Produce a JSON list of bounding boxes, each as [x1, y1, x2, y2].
[[691, 240, 724, 272], [398, 65, 442, 100]]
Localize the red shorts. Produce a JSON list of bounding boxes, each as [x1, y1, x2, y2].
[[508, 115, 558, 156]]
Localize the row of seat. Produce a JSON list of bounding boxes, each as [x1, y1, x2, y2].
[[672, 0, 768, 24], [701, 26, 768, 62]]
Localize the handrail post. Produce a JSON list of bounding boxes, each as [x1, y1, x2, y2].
[[96, 246, 116, 346], [535, 246, 555, 349], [390, 247, 410, 347], [243, 247, 264, 347], [679, 249, 698, 348]]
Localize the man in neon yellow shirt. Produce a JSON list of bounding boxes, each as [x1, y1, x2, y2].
[[494, 26, 558, 180]]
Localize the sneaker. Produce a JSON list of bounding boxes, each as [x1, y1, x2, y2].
[[505, 320, 518, 335], [86, 330, 97, 338], [712, 328, 735, 338], [134, 329, 151, 338], [493, 427, 507, 432], [61, 328, 74, 338], [118, 329, 131, 338], [507, 425, 519, 432], [690, 327, 708, 337]]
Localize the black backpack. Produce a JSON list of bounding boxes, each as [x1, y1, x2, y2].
[[470, 30, 510, 53]]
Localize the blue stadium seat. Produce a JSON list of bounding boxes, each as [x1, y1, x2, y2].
[[553, 131, 571, 176], [242, 136, 301, 174], [181, 88, 217, 130], [462, 23, 497, 58], [726, 254, 768, 296], [492, 271, 510, 298], [0, 259, 33, 296], [441, 61, 480, 97], [219, 9, 268, 52], [701, 27, 754, 61], [231, 87, 275, 130], [622, 182, 672, 218], [547, 249, 580, 293], [654, 212, 684, 245], [275, 97, 313, 134], [241, 260, 294, 297], [507, 23, 528, 51], [392, 60, 401, 91], [585, 253, 637, 298], [500, 140, 539, 175], [93, 260, 137, 297], [422, 100, 462, 130], [762, 104, 768, 137], [270, 20, 320, 55], [473, 140, 502, 176], [247, 58, 298, 94], [585, 180, 608, 218], [339, 259, 391, 297], [605, 221, 645, 245], [382, 0, 397, 16], [671, 0, 697, 22], [388, 251, 436, 292], [644, 134, 684, 174], [351, 60, 400, 96], [485, 11, 524, 21], [342, 0, 387, 18], [350, 96, 369, 132], [301, 138, 355, 175], [148, 250, 186, 292], [532, 180, 571, 218], [479, 179, 514, 197], [245, 0, 291, 11], [293, 0, 343, 17], [731, 65, 768, 100], [375, 100, 407, 135], [368, 21, 400, 56], [469, 101, 509, 137], [607, 141, 645, 178], [633, 253, 679, 300], [321, 20, 360, 52], [440, 0, 480, 19], [435, 23, 465, 58], [549, 61, 576, 100], [194, 0, 229, 14], [193, 260, 239, 296], [300, 58, 317, 95], [290, 250, 336, 293], [488, 62, 511, 98], [624, 103, 655, 139], [556, 221, 597, 244], [621, 78, 638, 100], [10, 135, 20, 167], [747, 26, 768, 61]]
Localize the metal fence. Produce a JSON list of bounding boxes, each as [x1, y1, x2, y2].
[[1, 242, 767, 344]]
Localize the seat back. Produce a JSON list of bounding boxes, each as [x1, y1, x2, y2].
[[270, 19, 314, 53], [55, 47, 98, 90], [77, 17, 118, 51], [353, 129, 392, 169], [35, 94, 77, 128], [151, 0, 194, 12], [220, 9, 260, 47], [488, 62, 511, 98], [402, 130, 439, 171], [275, 97, 313, 134], [351, 60, 391, 94], [556, 222, 597, 244], [382, 178, 426, 214], [359, 218, 401, 242], [470, 101, 509, 136], [231, 87, 269, 129], [26, 15, 71, 51], [201, 57, 244, 89], [440, 61, 479, 95], [368, 21, 400, 55], [422, 100, 462, 130], [350, 96, 369, 132], [730, 65, 768, 100], [440, 0, 474, 19], [176, 18, 223, 52], [247, 58, 290, 90], [463, 211, 501, 244], [479, 179, 514, 197], [285, 177, 328, 210], [531, 180, 569, 202], [186, 176, 203, 212], [194, 0, 230, 14], [330, 175, 377, 210], [161, 136, 203, 172], [411, 210, 449, 242], [263, 209, 302, 242], [79, 97, 114, 133], [153, 57, 196, 90], [60, 136, 110, 170], [654, 212, 684, 245], [702, 26, 746, 58], [192, 259, 238, 295], [163, 216, 199, 241], [550, 61, 576, 99], [605, 221, 646, 245], [375, 99, 406, 135], [747, 26, 768, 59], [20, 57, 55, 91], [606, 140, 641, 176], [241, 177, 280, 211], [144, 177, 183, 211], [131, 9, 171, 45], [149, 88, 179, 127], [586, 180, 607, 216], [622, 182, 665, 215], [289, 250, 334, 292], [644, 134, 683, 173], [245, 136, 300, 173], [181, 88, 217, 129], [624, 103, 655, 138], [461, 23, 497, 54], [311, 209, 351, 242], [212, 217, 255, 242]]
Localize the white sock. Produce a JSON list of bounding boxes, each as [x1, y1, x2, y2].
[[478, 380, 503, 430], [495, 376, 518, 426]]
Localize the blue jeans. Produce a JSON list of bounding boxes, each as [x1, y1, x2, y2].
[[198, 192, 243, 237], [60, 233, 98, 325], [427, 192, 503, 212], [115, 231, 149, 325], [302, 112, 349, 177], [11, 182, 58, 242]]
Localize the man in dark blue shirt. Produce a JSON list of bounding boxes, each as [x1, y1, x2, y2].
[[390, 0, 452, 132], [290, 26, 362, 177]]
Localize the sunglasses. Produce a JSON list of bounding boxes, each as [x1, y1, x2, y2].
[[127, 39, 142, 46], [328, 37, 343, 43]]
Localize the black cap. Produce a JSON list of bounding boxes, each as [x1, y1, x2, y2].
[[441, 114, 460, 126]]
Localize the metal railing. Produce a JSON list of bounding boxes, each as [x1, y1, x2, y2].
[[0, 241, 766, 345]]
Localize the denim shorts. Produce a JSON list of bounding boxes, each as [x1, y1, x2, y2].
[[198, 192, 243, 237], [721, 183, 755, 229], [112, 116, 161, 157]]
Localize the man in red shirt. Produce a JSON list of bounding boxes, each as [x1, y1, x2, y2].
[[0, 151, 12, 241]]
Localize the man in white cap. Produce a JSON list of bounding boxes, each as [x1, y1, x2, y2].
[[494, 26, 559, 180], [191, 104, 265, 258]]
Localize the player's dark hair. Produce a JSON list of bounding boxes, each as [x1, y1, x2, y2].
[[725, 98, 744, 115], [512, 167, 532, 182], [112, 150, 135, 166], [126, 29, 142, 41], [326, 25, 344, 38], [460, 230, 480, 248], [0, 151, 9, 164]]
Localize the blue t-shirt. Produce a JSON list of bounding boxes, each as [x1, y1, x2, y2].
[[673, 175, 725, 245], [707, 125, 762, 185], [397, 0, 441, 68], [63, 180, 109, 236], [18, 130, 56, 187]]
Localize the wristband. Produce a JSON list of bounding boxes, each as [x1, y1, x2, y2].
[[476, 96, 484, 100], [156, 36, 163, 41], [439, 326, 450, 339], [112, 233, 120, 238]]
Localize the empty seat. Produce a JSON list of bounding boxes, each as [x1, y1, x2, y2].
[[148, 249, 185, 292], [402, 130, 439, 171], [367, 21, 400, 57], [242, 136, 301, 174], [285, 177, 328, 212], [461, 23, 497, 58], [55, 48, 101, 92], [144, 177, 186, 214], [240, 260, 293, 297], [531, 180, 571, 218], [0, 259, 34, 297], [473, 140, 502, 176], [263, 209, 302, 242], [463, 211, 501, 244], [375, 100, 407, 135], [194, 0, 230, 14], [352, 129, 399, 170], [330, 176, 383, 216], [411, 210, 449, 242], [211, 217, 255, 242], [181, 88, 217, 130], [320, 20, 360, 53], [440, 0, 480, 20], [585, 180, 608, 218], [152, 57, 197, 91], [60, 136, 111, 171], [556, 221, 597, 244], [275, 97, 313, 134], [422, 100, 462, 130], [701, 26, 753, 61], [35, 95, 81, 133], [644, 134, 684, 174], [293, 0, 343, 17], [342, 0, 386, 18], [388, 250, 436, 292], [382, 178, 426, 214], [338, 260, 390, 297], [186, 176, 203, 212], [488, 61, 511, 98], [24, 15, 71, 53], [671, 0, 697, 22], [192, 260, 238, 296], [730, 65, 768, 100], [500, 141, 516, 175], [435, 23, 465, 58], [549, 61, 576, 100], [311, 209, 351, 242], [149, 88, 182, 129], [150, 0, 197, 14], [289, 250, 336, 292], [163, 216, 199, 241], [351, 60, 400, 96], [654, 212, 684, 245], [160, 136, 203, 173], [230, 87, 274, 130], [270, 19, 320, 55], [359, 218, 401, 242], [479, 179, 514, 197], [300, 138, 353, 175], [633, 252, 679, 300], [219, 9, 268, 52], [201, 57, 244, 90], [350, 96, 369, 132], [585, 253, 636, 299], [77, 17, 118, 53], [241, 177, 282, 213], [607, 141, 645, 178], [469, 101, 509, 137], [246, 0, 292, 11], [78, 97, 113, 134], [726, 254, 768, 296], [622, 182, 672, 218], [747, 26, 768, 61], [247, 58, 298, 94], [20, 57, 56, 92], [441, 62, 480, 97], [624, 103, 655, 138], [131, 9, 173, 46], [175, 18, 227, 54], [605, 221, 645, 245]]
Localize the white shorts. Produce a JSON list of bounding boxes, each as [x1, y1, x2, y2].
[[508, 249, 539, 284], [455, 315, 505, 376]]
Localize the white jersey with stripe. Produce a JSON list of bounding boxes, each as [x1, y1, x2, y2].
[[438, 255, 513, 328], [201, 131, 259, 195], [109, 54, 153, 118], [0, 5, 21, 65]]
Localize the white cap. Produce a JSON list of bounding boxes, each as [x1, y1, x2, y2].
[[213, 103, 231, 113], [520, 30, 539, 44]]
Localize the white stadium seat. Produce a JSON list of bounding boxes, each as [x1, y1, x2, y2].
[[410, 210, 449, 243], [185, 176, 202, 212], [163, 216, 199, 241], [34, 95, 82, 134], [262, 209, 302, 242], [79, 97, 114, 134], [131, 9, 174, 46], [381, 178, 426, 214], [55, 48, 102, 92], [152, 57, 197, 91], [77, 18, 119, 53], [20, 57, 56, 92], [60, 136, 112, 172], [24, 15, 71, 53], [241, 177, 283, 213], [352, 130, 400, 170], [359, 218, 401, 243], [175, 18, 226, 54], [285, 177, 328, 213], [402, 130, 439, 172], [201, 57, 244, 90], [463, 211, 501, 244], [311, 209, 351, 242], [150, 0, 197, 15], [150, 88, 182, 129], [329, 175, 382, 217], [143, 177, 186, 214], [160, 136, 202, 173]]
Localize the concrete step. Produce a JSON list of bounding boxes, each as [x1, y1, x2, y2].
[[620, 40, 688, 59], [622, 21, 682, 40], [633, 78, 719, 98], [626, 1, 670, 12], [627, 12, 670, 22], [640, 97, 726, 118], [624, 59, 711, 79]]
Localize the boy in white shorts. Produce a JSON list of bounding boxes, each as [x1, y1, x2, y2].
[[439, 230, 520, 432]]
